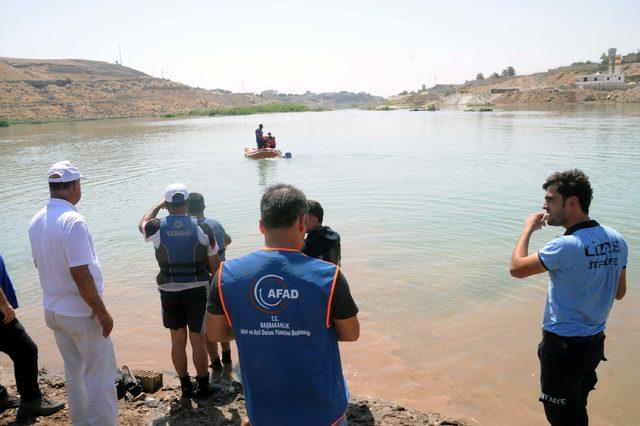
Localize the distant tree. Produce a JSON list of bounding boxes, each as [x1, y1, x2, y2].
[[476, 73, 485, 80], [600, 52, 609, 65], [501, 66, 516, 77], [399, 90, 408, 95], [490, 72, 500, 79]]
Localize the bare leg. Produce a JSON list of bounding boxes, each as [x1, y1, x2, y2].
[[169, 328, 188, 376], [206, 339, 219, 361], [189, 332, 209, 377]]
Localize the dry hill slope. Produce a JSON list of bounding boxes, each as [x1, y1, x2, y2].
[[387, 63, 640, 107], [0, 57, 263, 120]]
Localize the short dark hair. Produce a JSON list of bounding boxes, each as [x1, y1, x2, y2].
[[542, 169, 593, 214], [188, 192, 205, 215], [307, 200, 324, 224], [48, 180, 77, 191], [261, 184, 308, 229], [167, 199, 189, 214]]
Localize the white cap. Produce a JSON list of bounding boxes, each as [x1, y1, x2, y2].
[[47, 161, 83, 183], [164, 183, 189, 205]]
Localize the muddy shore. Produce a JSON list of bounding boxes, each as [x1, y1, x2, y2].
[[0, 370, 470, 425]]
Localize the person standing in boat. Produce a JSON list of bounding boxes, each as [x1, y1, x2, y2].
[[255, 124, 266, 149]]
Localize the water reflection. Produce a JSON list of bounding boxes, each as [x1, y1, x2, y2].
[[255, 158, 278, 186]]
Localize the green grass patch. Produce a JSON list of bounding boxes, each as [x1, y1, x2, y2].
[[204, 103, 311, 116], [161, 103, 332, 119], [160, 112, 187, 118], [0, 119, 9, 127]]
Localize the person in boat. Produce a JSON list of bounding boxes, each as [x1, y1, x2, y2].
[[266, 132, 276, 149], [302, 200, 341, 265], [255, 124, 267, 149]]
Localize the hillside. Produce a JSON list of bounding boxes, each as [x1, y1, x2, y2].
[[259, 89, 384, 108], [0, 57, 269, 121], [386, 62, 640, 108]]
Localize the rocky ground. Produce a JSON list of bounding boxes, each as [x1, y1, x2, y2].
[[384, 62, 640, 109], [0, 370, 469, 425]]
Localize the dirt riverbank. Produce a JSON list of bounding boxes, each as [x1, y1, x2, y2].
[[0, 370, 470, 425]]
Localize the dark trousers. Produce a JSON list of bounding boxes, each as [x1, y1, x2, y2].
[[0, 319, 41, 403], [538, 330, 605, 426]]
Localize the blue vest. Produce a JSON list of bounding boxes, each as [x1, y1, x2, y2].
[[219, 249, 348, 426], [197, 216, 226, 261], [154, 216, 210, 285]]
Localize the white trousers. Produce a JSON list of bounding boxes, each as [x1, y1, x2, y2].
[[45, 309, 118, 426]]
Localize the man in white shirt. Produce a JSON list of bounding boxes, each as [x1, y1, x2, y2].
[[28, 161, 117, 426]]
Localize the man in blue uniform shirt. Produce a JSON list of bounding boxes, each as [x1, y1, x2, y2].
[[510, 169, 628, 425], [206, 184, 359, 426]]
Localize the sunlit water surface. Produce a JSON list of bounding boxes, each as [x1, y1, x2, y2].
[[1, 107, 638, 424]]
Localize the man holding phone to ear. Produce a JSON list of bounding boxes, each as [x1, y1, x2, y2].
[[509, 169, 628, 425]]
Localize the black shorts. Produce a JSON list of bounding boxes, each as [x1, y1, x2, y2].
[[160, 286, 208, 333], [538, 330, 606, 425]]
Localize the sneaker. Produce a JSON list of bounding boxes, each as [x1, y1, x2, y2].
[[179, 376, 194, 399], [210, 357, 222, 371], [194, 375, 223, 399], [221, 349, 232, 364], [0, 393, 20, 409], [19, 396, 65, 416]]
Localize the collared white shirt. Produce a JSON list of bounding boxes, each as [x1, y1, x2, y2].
[[28, 198, 104, 317]]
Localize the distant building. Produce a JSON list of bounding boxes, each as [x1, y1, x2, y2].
[[576, 72, 626, 90], [622, 51, 640, 64], [576, 47, 627, 90], [260, 90, 279, 97]]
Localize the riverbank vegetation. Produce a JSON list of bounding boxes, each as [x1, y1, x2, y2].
[[161, 103, 328, 119], [0, 119, 10, 127]]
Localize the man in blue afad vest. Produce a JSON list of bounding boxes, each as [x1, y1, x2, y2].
[[139, 183, 222, 399], [510, 169, 628, 425], [207, 184, 360, 426]]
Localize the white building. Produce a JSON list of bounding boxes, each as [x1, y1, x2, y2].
[[576, 72, 626, 90], [576, 47, 628, 90]]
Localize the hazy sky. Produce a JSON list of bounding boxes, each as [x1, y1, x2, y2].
[[1, 0, 638, 96]]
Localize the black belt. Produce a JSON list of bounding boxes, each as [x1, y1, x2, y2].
[[543, 329, 605, 343]]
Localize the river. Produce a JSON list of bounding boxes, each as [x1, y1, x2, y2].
[[1, 107, 638, 424]]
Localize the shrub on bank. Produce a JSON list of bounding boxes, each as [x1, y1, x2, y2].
[[0, 119, 10, 127], [203, 103, 310, 116], [161, 103, 324, 119]]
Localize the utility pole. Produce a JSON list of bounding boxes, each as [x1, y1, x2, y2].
[[242, 81, 245, 93], [118, 44, 123, 66], [161, 69, 164, 79]]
